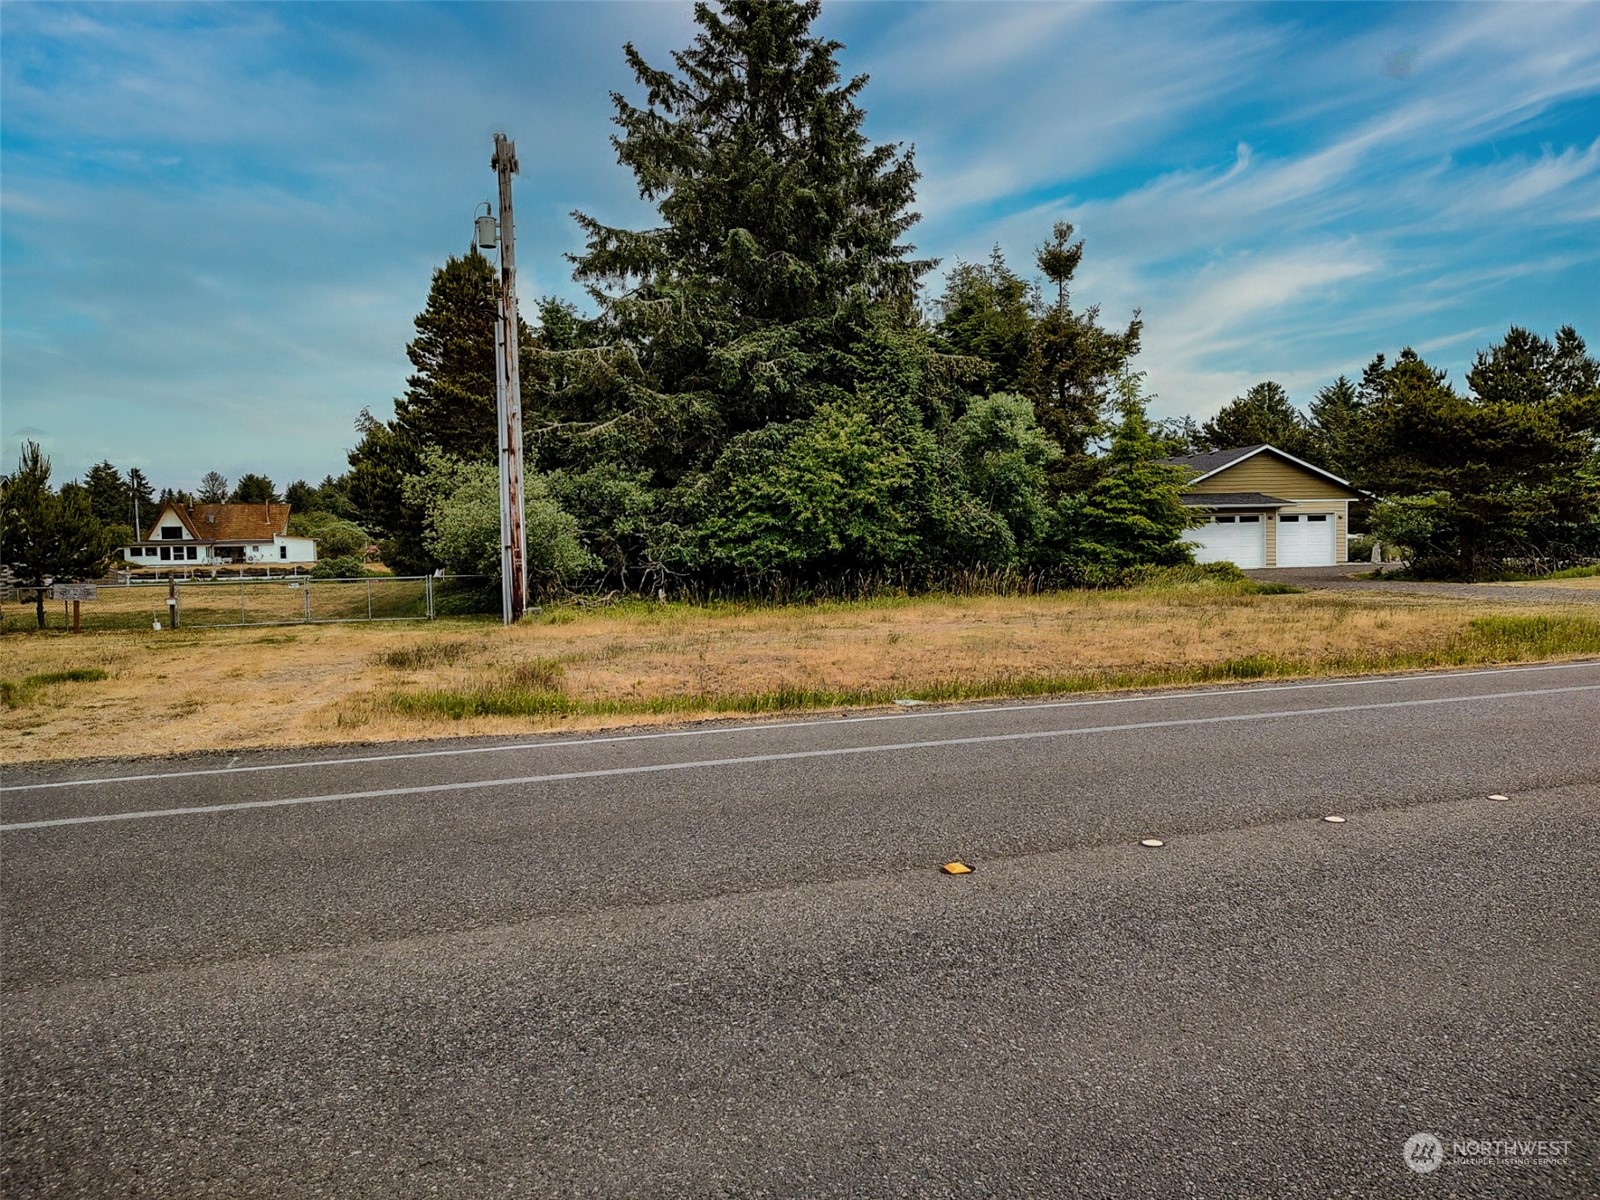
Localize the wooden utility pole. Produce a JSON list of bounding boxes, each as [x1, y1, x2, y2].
[[491, 133, 528, 625]]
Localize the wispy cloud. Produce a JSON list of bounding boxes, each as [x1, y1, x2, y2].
[[3, 1, 1597, 485]]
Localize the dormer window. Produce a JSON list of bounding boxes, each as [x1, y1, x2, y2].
[[160, 525, 183, 540]]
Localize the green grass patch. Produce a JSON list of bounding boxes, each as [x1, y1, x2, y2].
[[1460, 614, 1600, 656], [1492, 564, 1600, 582], [1, 667, 110, 709], [1241, 581, 1302, 595], [376, 640, 478, 670]]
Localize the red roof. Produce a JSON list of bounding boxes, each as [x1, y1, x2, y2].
[[143, 502, 291, 542]]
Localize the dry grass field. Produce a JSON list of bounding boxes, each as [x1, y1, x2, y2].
[[4, 576, 1599, 764]]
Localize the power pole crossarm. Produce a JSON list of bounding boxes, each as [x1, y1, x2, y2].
[[491, 132, 528, 624]]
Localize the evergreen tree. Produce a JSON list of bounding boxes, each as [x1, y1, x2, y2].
[[347, 409, 428, 572], [229, 474, 278, 504], [1, 443, 114, 627], [1308, 376, 1364, 479], [564, 0, 929, 438], [197, 472, 230, 504], [83, 461, 128, 526], [1151, 415, 1201, 457], [1017, 222, 1142, 483], [574, 0, 926, 336], [1045, 376, 1198, 575], [537, 0, 953, 587], [1359, 339, 1600, 576], [392, 250, 515, 464], [936, 248, 1037, 391], [283, 479, 318, 512], [1467, 324, 1600, 410], [347, 252, 534, 574], [1197, 381, 1316, 459], [318, 475, 352, 510]]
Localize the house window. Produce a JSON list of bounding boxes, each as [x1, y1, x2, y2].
[[159, 546, 171, 561], [1238, 515, 1260, 523], [186, 546, 198, 560], [128, 547, 142, 557], [161, 525, 183, 540], [280, 546, 288, 560], [1215, 516, 1236, 524], [1307, 514, 1328, 522], [1280, 514, 1300, 523]]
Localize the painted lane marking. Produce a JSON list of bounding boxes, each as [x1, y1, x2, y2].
[[4, 659, 1597, 795], [5, 683, 1596, 833]]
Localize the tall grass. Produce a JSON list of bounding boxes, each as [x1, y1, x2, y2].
[[382, 612, 1600, 723], [0, 667, 109, 709], [375, 640, 478, 670]]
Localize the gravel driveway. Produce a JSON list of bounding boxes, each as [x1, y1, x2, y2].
[[1245, 563, 1600, 605]]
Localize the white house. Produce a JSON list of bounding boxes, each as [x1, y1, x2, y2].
[[122, 502, 318, 568]]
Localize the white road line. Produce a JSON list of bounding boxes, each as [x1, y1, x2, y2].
[[5, 683, 1596, 833], [4, 659, 1596, 795]]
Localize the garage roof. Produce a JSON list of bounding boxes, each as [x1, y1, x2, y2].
[[1179, 492, 1293, 508], [1162, 443, 1358, 492]]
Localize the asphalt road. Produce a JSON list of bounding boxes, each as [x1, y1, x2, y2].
[[3, 662, 1598, 1197]]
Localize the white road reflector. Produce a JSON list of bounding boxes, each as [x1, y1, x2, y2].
[[1323, 815, 1347, 824], [1488, 793, 1510, 801], [1140, 838, 1164, 848]]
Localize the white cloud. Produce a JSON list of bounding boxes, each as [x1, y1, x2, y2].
[[4, 1, 1598, 484]]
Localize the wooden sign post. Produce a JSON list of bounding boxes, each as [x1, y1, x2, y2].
[[51, 583, 97, 634]]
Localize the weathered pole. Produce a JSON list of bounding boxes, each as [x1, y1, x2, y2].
[[492, 133, 528, 625]]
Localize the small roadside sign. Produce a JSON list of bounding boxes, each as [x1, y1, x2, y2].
[[51, 583, 97, 634]]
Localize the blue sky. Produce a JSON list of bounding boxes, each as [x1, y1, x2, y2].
[[3, 1, 1598, 492]]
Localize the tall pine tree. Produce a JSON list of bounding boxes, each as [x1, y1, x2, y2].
[[534, 0, 953, 588], [347, 250, 533, 572], [564, 0, 929, 437], [1196, 381, 1316, 460], [1017, 222, 1142, 487], [2, 443, 113, 627], [83, 460, 128, 527]]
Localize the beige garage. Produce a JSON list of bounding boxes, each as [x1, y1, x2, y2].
[[1164, 444, 1363, 568]]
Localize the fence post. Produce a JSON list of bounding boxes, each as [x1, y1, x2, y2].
[[303, 581, 312, 622], [367, 579, 374, 620], [241, 579, 247, 625], [426, 574, 434, 620]]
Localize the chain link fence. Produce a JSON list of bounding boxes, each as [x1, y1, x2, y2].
[[2, 576, 493, 633]]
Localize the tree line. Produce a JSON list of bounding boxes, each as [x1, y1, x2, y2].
[[342, 1, 1598, 589], [5, 1, 1598, 608]]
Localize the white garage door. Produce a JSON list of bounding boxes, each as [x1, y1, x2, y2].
[[1276, 512, 1336, 567], [1189, 514, 1265, 568]]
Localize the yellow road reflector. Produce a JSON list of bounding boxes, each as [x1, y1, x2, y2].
[[1488, 793, 1510, 802], [1323, 815, 1347, 824], [940, 861, 973, 875], [1140, 838, 1164, 848]]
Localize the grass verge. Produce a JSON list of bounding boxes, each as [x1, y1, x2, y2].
[[4, 583, 1596, 763], [384, 613, 1600, 723]]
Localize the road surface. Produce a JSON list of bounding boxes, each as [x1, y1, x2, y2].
[[4, 662, 1598, 1197]]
